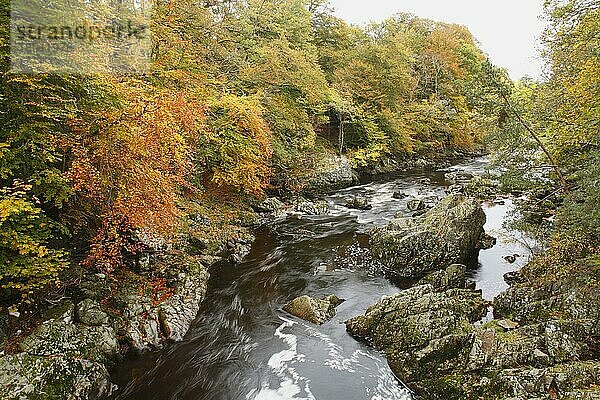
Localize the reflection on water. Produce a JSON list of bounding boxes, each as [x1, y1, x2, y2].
[[112, 157, 530, 400]]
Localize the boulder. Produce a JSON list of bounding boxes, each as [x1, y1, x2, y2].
[[303, 154, 359, 194], [283, 295, 345, 325], [370, 195, 487, 278], [346, 265, 488, 384], [292, 197, 329, 215], [255, 197, 287, 214], [393, 191, 408, 200], [344, 196, 372, 211], [407, 198, 426, 211], [477, 233, 497, 250], [445, 171, 474, 185]]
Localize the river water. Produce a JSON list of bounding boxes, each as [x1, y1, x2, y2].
[[111, 157, 536, 400]]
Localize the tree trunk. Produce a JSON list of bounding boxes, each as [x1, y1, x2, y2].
[[499, 91, 570, 192]]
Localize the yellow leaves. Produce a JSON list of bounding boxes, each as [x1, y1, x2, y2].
[[204, 94, 273, 197]]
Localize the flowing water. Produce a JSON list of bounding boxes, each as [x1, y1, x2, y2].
[[111, 157, 537, 400]]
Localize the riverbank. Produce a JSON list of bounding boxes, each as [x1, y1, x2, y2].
[[0, 151, 568, 400]]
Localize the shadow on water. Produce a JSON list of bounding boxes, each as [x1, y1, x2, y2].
[[111, 157, 532, 400]]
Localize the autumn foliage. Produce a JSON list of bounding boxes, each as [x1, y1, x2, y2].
[[0, 0, 503, 303]]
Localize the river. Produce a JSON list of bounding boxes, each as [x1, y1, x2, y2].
[[111, 157, 536, 400]]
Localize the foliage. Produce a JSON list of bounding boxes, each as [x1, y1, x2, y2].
[[0, 183, 67, 302], [0, 0, 504, 304], [201, 95, 272, 197]]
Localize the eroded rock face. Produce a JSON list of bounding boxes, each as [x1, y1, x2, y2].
[[345, 259, 600, 399], [19, 321, 119, 364], [283, 295, 345, 325], [0, 254, 212, 400], [77, 299, 110, 326], [370, 195, 487, 278]]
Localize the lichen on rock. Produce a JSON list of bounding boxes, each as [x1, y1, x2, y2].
[[370, 194, 488, 278]]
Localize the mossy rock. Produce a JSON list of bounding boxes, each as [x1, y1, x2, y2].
[[0, 353, 112, 400]]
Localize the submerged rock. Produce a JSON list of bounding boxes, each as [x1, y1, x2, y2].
[[392, 191, 408, 200], [370, 194, 487, 278], [283, 295, 345, 325]]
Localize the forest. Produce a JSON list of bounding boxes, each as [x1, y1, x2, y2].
[[0, 0, 598, 399]]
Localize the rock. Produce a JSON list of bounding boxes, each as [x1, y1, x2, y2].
[[19, 321, 119, 364], [412, 209, 427, 217], [303, 154, 359, 194], [419, 264, 476, 292], [0, 353, 114, 400], [497, 319, 520, 331], [188, 213, 211, 228], [407, 198, 426, 211], [115, 255, 210, 353], [393, 191, 408, 200], [158, 267, 209, 341], [463, 176, 499, 199], [446, 184, 465, 194], [76, 299, 109, 326], [225, 231, 255, 263], [503, 270, 525, 285], [419, 178, 432, 184], [445, 171, 474, 185], [43, 300, 75, 324], [370, 195, 487, 278], [344, 196, 372, 211], [255, 197, 287, 214], [345, 269, 488, 383], [504, 255, 518, 264], [283, 295, 345, 325], [477, 233, 497, 250], [292, 197, 329, 215]]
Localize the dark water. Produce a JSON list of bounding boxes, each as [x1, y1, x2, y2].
[[112, 157, 535, 400]]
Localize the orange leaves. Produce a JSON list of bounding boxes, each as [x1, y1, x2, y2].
[[63, 77, 208, 272]]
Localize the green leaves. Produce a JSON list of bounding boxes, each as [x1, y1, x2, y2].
[[0, 183, 67, 303]]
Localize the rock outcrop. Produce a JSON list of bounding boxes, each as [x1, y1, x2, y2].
[[370, 195, 487, 278], [346, 265, 488, 387], [345, 259, 600, 399], [283, 295, 345, 325], [0, 254, 211, 400]]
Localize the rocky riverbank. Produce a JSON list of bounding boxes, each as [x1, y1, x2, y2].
[[0, 224, 257, 400], [346, 190, 600, 399]]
